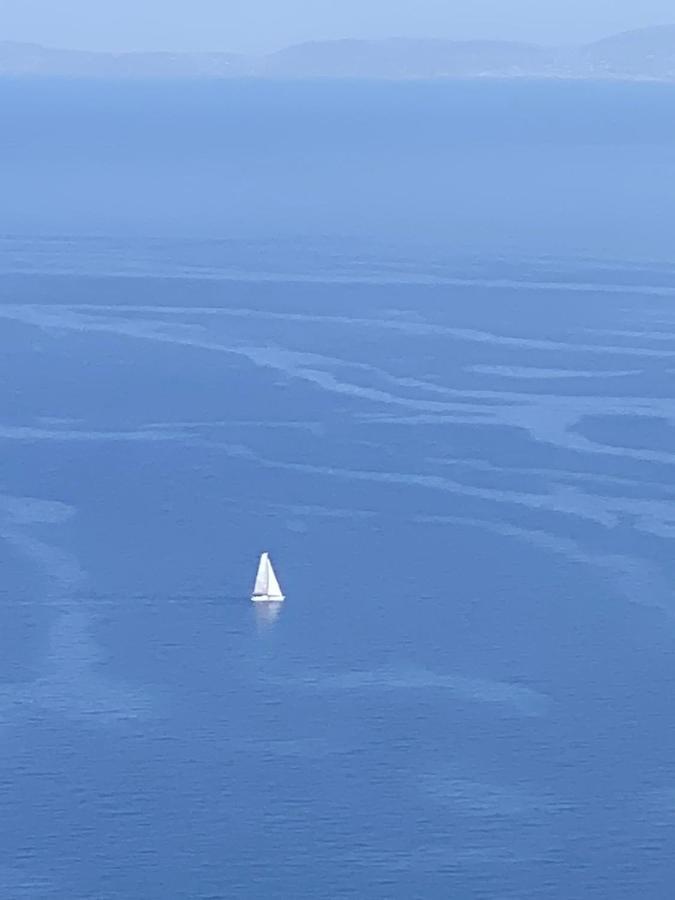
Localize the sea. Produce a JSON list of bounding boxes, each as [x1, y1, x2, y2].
[[1, 78, 675, 899]]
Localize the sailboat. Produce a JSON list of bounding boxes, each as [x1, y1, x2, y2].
[[251, 552, 285, 603]]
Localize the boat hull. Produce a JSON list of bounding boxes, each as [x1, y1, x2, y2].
[[251, 594, 285, 603]]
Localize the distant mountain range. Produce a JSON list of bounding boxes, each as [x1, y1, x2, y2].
[[2, 26, 675, 81]]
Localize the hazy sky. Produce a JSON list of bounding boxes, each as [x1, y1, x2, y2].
[[2, 0, 674, 53]]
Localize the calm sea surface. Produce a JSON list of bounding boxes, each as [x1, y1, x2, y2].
[[1, 80, 675, 898]]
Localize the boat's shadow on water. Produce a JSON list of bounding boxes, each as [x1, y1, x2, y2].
[[252, 601, 283, 628]]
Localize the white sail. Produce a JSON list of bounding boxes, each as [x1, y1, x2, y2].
[[251, 552, 285, 602], [265, 558, 284, 599], [253, 552, 270, 596]]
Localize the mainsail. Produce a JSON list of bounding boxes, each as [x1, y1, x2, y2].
[[251, 552, 285, 602]]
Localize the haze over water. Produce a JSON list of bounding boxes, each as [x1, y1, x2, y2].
[[1, 79, 675, 898]]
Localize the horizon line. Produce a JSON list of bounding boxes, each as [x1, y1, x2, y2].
[[2, 23, 675, 58]]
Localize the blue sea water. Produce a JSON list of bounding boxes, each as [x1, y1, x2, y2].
[[1, 80, 675, 898]]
